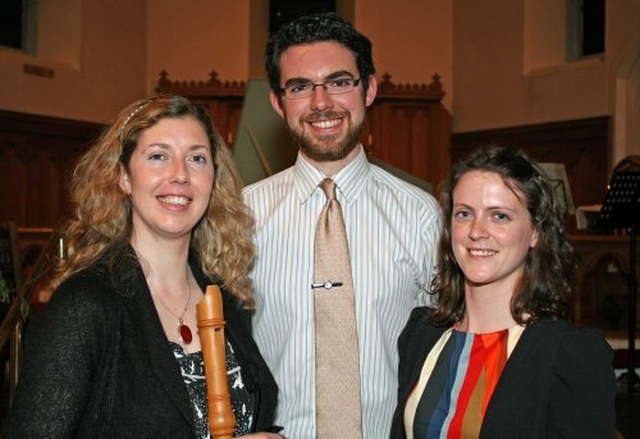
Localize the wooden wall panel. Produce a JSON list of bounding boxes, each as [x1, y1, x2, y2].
[[363, 74, 452, 188], [0, 110, 102, 228], [451, 117, 611, 231], [571, 234, 640, 332], [0, 149, 27, 224]]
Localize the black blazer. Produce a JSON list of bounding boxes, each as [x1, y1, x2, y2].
[[3, 244, 278, 438], [390, 307, 616, 439]]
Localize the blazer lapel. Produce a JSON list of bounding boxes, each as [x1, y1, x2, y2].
[[480, 320, 558, 438], [129, 265, 196, 428], [488, 320, 553, 398], [402, 309, 449, 396]]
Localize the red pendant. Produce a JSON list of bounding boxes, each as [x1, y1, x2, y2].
[[179, 324, 193, 344]]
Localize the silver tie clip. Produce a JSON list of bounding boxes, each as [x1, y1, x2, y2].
[[311, 281, 344, 289]]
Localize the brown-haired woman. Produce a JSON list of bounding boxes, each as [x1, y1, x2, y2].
[[391, 146, 615, 439]]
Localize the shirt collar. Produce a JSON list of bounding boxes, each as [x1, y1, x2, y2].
[[292, 145, 370, 206]]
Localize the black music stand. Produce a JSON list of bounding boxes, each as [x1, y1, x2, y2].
[[594, 171, 640, 392]]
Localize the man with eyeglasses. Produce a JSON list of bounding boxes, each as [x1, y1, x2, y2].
[[243, 12, 441, 438]]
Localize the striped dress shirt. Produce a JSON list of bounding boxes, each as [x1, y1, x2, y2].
[[243, 146, 441, 438]]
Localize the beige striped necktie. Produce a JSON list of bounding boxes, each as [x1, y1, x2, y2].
[[313, 178, 362, 438]]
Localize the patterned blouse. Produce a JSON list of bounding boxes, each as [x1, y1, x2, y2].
[[171, 340, 254, 438], [404, 325, 525, 438]]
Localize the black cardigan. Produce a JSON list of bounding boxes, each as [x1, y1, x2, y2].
[[3, 245, 279, 438], [390, 307, 616, 439]]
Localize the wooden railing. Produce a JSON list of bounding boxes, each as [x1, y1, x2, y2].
[[0, 226, 56, 405]]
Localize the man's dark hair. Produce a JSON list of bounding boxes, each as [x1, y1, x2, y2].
[[265, 12, 375, 94]]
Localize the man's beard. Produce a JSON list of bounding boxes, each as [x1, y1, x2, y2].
[[287, 111, 365, 162]]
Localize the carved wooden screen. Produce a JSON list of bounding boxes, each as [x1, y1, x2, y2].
[[156, 70, 246, 146], [156, 70, 452, 187]]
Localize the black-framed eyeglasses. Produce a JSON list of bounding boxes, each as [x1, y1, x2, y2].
[[279, 76, 362, 100]]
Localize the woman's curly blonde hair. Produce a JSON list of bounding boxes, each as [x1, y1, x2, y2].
[[57, 94, 256, 308]]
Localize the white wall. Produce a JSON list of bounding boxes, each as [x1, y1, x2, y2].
[[146, 0, 251, 94], [0, 0, 637, 163], [0, 0, 147, 123], [452, 0, 640, 161], [355, 0, 454, 111], [0, 0, 451, 121]]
